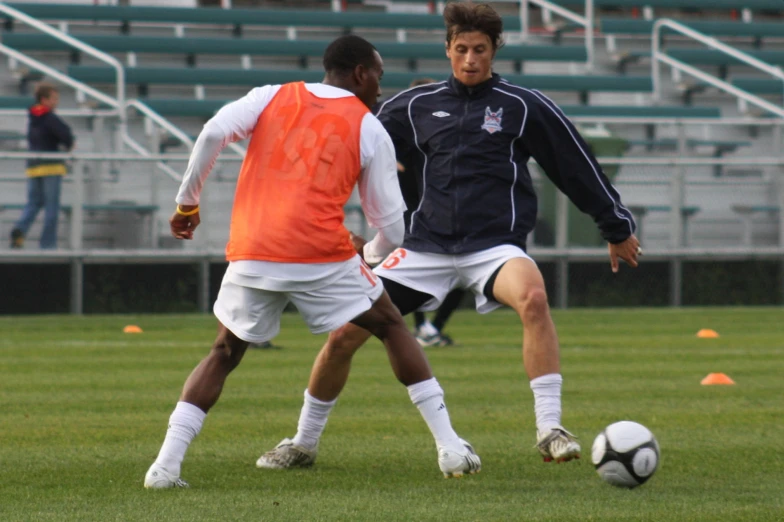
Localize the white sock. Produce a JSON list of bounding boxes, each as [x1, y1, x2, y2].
[[419, 320, 438, 337], [530, 373, 563, 434], [291, 390, 336, 451], [407, 377, 461, 451], [153, 401, 206, 477]]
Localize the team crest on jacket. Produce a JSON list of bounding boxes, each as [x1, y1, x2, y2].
[[481, 107, 503, 134]]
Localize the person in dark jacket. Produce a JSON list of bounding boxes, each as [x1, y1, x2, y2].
[[258, 2, 640, 470], [396, 77, 466, 348], [10, 83, 74, 249]]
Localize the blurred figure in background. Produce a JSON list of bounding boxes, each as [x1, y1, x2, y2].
[[10, 82, 74, 250]]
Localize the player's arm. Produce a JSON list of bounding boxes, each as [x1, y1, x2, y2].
[[521, 91, 639, 269], [357, 114, 406, 265], [170, 85, 279, 239], [375, 93, 416, 170]]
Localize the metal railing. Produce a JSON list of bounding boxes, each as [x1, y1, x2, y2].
[[125, 99, 197, 183], [0, 2, 247, 182], [1, 151, 783, 312], [0, 2, 125, 125], [652, 18, 784, 119], [0, 43, 120, 112], [126, 99, 247, 159], [520, 0, 594, 71]]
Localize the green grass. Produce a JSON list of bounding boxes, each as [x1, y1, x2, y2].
[[1, 308, 783, 521]]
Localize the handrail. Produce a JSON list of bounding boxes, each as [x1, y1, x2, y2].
[[122, 134, 183, 182], [127, 99, 247, 157], [652, 18, 784, 119], [2, 246, 784, 262], [0, 108, 118, 117], [0, 2, 243, 169], [2, 151, 784, 167], [127, 99, 197, 151], [0, 43, 119, 109], [0, 2, 125, 120], [520, 0, 593, 71], [2, 110, 778, 127]]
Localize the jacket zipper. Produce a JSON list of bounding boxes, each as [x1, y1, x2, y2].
[[453, 99, 470, 240]]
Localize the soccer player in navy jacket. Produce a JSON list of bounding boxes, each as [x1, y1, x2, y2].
[[259, 1, 640, 471]]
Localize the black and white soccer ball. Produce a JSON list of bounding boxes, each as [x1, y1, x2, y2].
[[591, 421, 660, 489]]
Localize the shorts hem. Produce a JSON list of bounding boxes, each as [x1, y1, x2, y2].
[[474, 249, 535, 301], [372, 270, 425, 296], [309, 299, 374, 335], [213, 306, 278, 344]]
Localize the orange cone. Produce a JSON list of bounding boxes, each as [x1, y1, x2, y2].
[[697, 329, 719, 338], [701, 373, 735, 385], [123, 325, 143, 334]]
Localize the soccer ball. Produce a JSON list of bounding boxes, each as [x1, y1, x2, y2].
[[591, 421, 660, 489]]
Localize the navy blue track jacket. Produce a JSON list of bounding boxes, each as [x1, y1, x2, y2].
[[375, 73, 636, 255]]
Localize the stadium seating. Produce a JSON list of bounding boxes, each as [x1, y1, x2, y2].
[[1, 33, 588, 71], [0, 88, 722, 121], [678, 77, 784, 106], [600, 19, 784, 41], [2, 2, 732, 120], [67, 65, 652, 95], [730, 77, 784, 97], [615, 48, 784, 76], [626, 204, 701, 246], [0, 95, 33, 108], [64, 66, 655, 95], [0, 202, 159, 248], [134, 98, 722, 120], [3, 3, 521, 32], [65, 65, 657, 106], [565, 0, 778, 9], [731, 205, 781, 246]]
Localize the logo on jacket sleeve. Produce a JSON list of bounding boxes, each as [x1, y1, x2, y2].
[[481, 107, 503, 134], [432, 111, 451, 118]]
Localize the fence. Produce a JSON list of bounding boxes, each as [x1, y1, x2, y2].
[[1, 150, 783, 313]]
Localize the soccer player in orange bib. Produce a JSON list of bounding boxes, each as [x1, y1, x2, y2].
[[144, 35, 480, 489]]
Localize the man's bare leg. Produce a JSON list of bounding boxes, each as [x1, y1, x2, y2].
[[306, 325, 372, 401], [492, 258, 559, 381], [491, 257, 579, 462], [145, 325, 249, 487]]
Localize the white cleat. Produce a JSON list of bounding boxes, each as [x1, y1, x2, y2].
[[438, 438, 481, 478], [536, 426, 581, 463], [144, 463, 189, 489], [256, 438, 317, 469]]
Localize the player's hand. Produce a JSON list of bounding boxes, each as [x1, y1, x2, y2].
[[170, 205, 200, 240], [349, 232, 368, 258], [608, 234, 641, 273]]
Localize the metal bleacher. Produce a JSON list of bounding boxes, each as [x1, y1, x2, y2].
[[0, 0, 782, 311], [1, 2, 725, 118]]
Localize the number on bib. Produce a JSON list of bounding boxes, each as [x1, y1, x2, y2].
[[381, 248, 407, 270], [359, 260, 378, 287]]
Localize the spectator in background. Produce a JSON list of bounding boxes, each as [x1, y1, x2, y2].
[[10, 83, 74, 250]]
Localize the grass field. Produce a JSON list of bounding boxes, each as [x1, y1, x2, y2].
[[1, 308, 783, 521]]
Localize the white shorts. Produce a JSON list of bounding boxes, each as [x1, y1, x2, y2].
[[373, 244, 534, 314], [213, 256, 384, 343]]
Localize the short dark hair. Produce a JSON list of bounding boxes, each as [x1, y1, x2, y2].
[[323, 35, 378, 76], [35, 82, 58, 102], [444, 1, 504, 50]]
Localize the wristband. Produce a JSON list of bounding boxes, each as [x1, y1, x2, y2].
[[176, 205, 200, 216]]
